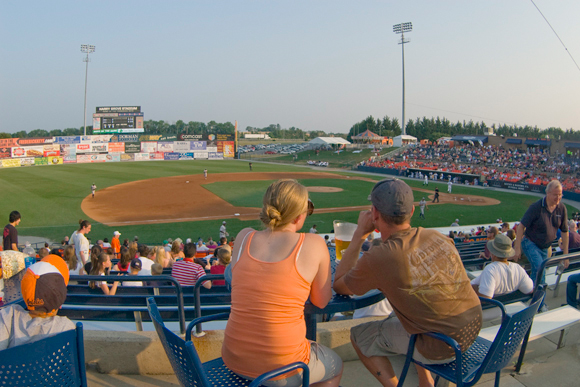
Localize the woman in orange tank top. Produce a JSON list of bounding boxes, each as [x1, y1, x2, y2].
[[222, 179, 342, 387]]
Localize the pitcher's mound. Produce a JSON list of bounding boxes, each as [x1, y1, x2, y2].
[[307, 186, 343, 193]]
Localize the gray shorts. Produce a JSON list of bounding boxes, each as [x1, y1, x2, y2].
[[237, 342, 342, 387], [350, 315, 454, 365]]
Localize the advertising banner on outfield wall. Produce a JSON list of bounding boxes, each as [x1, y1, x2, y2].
[[178, 152, 194, 160], [64, 155, 76, 163], [76, 144, 91, 153], [157, 142, 174, 152], [173, 141, 191, 152], [54, 136, 81, 144], [105, 154, 120, 162], [206, 146, 217, 153], [91, 143, 108, 153], [48, 156, 63, 165], [141, 142, 157, 153], [486, 179, 545, 193], [81, 135, 112, 143], [34, 157, 48, 166], [139, 135, 162, 141], [149, 152, 164, 160], [20, 157, 35, 166], [217, 141, 234, 157], [76, 155, 92, 163], [115, 134, 139, 142], [17, 137, 54, 146], [194, 152, 209, 159], [108, 142, 125, 153], [134, 153, 150, 161], [0, 148, 11, 159], [124, 142, 141, 153], [121, 153, 135, 162], [179, 134, 203, 141], [89, 154, 107, 162], [159, 135, 178, 141], [2, 159, 21, 168], [12, 146, 44, 158], [190, 141, 206, 151], [164, 153, 179, 161], [208, 152, 224, 160], [44, 150, 60, 157], [0, 138, 19, 147], [60, 144, 76, 157]]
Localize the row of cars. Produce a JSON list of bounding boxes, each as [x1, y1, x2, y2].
[[238, 143, 308, 155]]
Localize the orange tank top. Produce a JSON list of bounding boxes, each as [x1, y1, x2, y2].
[[222, 232, 311, 378]]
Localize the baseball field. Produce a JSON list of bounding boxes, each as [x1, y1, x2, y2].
[[0, 160, 577, 245]]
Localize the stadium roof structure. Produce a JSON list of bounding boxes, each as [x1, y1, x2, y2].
[[308, 137, 351, 146], [352, 130, 383, 140], [450, 135, 488, 143], [525, 139, 551, 146]]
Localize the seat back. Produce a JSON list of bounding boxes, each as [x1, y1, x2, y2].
[[482, 290, 544, 374], [0, 322, 87, 387], [146, 297, 210, 387]]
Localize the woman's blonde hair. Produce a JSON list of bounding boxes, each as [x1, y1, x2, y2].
[[259, 179, 309, 231], [63, 245, 77, 271], [154, 246, 166, 266]]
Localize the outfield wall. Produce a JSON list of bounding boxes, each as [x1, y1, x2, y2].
[[0, 134, 235, 169]]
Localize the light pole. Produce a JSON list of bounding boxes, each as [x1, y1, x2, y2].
[[81, 44, 95, 136], [393, 22, 412, 136]]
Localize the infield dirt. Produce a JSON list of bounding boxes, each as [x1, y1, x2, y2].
[[82, 172, 499, 227]]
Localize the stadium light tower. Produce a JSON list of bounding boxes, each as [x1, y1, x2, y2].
[[393, 22, 412, 136], [81, 44, 96, 136]]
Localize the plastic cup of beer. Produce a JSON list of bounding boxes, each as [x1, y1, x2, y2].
[[333, 220, 358, 261]]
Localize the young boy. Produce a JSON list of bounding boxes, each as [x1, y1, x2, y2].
[[123, 259, 143, 287], [0, 254, 75, 350]]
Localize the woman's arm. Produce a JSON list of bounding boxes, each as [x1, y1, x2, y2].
[[100, 281, 119, 295], [305, 236, 332, 308]]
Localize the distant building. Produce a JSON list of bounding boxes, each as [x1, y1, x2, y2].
[[243, 133, 271, 140]]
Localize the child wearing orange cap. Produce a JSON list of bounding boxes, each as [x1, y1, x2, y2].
[[0, 254, 75, 350]]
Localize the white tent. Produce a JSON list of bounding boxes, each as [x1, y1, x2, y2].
[[393, 135, 417, 147], [308, 137, 351, 146]]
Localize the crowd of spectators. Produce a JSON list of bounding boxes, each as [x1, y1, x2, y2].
[[359, 142, 580, 193]]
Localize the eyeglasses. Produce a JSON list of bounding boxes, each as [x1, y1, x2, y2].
[[307, 199, 314, 217]]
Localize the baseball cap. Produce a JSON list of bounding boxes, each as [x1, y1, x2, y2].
[[130, 258, 142, 270], [21, 255, 69, 314], [114, 231, 121, 236], [368, 179, 414, 216], [222, 221, 227, 224]]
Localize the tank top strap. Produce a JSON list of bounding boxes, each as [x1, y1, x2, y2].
[[294, 233, 306, 265]]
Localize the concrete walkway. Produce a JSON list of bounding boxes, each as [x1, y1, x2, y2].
[[87, 287, 580, 387]]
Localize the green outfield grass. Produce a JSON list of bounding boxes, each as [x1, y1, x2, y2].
[[0, 160, 577, 245]]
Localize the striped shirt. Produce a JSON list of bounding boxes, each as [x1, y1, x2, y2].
[[171, 259, 206, 286]]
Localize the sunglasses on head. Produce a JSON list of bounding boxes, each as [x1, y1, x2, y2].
[[307, 199, 314, 217]]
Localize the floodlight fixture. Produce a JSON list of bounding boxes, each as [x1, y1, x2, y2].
[[81, 44, 96, 136], [393, 23, 412, 135]]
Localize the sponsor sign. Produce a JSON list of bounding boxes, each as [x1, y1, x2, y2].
[[208, 152, 224, 160], [76, 144, 91, 153], [76, 155, 92, 163], [141, 142, 157, 153], [218, 141, 235, 157], [34, 157, 48, 166], [108, 142, 125, 153], [20, 157, 35, 166], [2, 159, 21, 168], [134, 153, 150, 161], [149, 152, 164, 160], [0, 148, 12, 159], [164, 153, 179, 161], [89, 154, 107, 162], [190, 141, 206, 151], [54, 136, 81, 144], [91, 143, 108, 153], [93, 117, 100, 130], [157, 142, 174, 152], [486, 180, 544, 193], [125, 142, 141, 153], [64, 155, 77, 164], [105, 154, 121, 162], [206, 146, 218, 153], [43, 150, 60, 157], [121, 153, 135, 162], [179, 134, 203, 141], [43, 144, 60, 152], [214, 133, 234, 142], [194, 152, 209, 159], [96, 106, 141, 113], [178, 152, 194, 160], [117, 134, 139, 142], [12, 146, 44, 158], [139, 135, 162, 141], [159, 135, 178, 141], [48, 156, 63, 165], [17, 137, 54, 146], [173, 141, 191, 152], [92, 113, 119, 118], [81, 135, 112, 143], [0, 138, 19, 147]]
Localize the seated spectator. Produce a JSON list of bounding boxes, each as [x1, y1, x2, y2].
[[506, 229, 516, 243], [128, 241, 138, 259], [102, 238, 111, 248], [479, 226, 499, 259], [122, 238, 129, 248], [123, 259, 143, 287], [137, 245, 154, 275], [228, 236, 235, 247], [152, 245, 172, 268], [566, 220, 580, 250], [63, 245, 82, 276], [113, 246, 131, 272], [324, 235, 331, 246], [196, 240, 209, 252], [89, 253, 119, 295], [0, 255, 76, 350], [471, 234, 533, 298], [37, 247, 49, 259], [206, 236, 218, 248], [500, 222, 510, 234], [171, 242, 211, 288], [170, 240, 185, 260], [211, 245, 231, 286], [90, 245, 103, 263], [151, 263, 163, 276], [146, 263, 169, 287], [219, 237, 228, 247], [195, 256, 211, 270], [566, 273, 580, 309]]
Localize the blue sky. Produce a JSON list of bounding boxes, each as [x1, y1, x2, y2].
[[1, 1, 579, 134]]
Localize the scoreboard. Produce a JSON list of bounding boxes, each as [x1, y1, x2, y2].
[[93, 106, 144, 134]]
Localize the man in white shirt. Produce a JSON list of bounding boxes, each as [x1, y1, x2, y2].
[[219, 221, 229, 239], [471, 234, 533, 298], [309, 224, 318, 234], [136, 245, 154, 276]]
